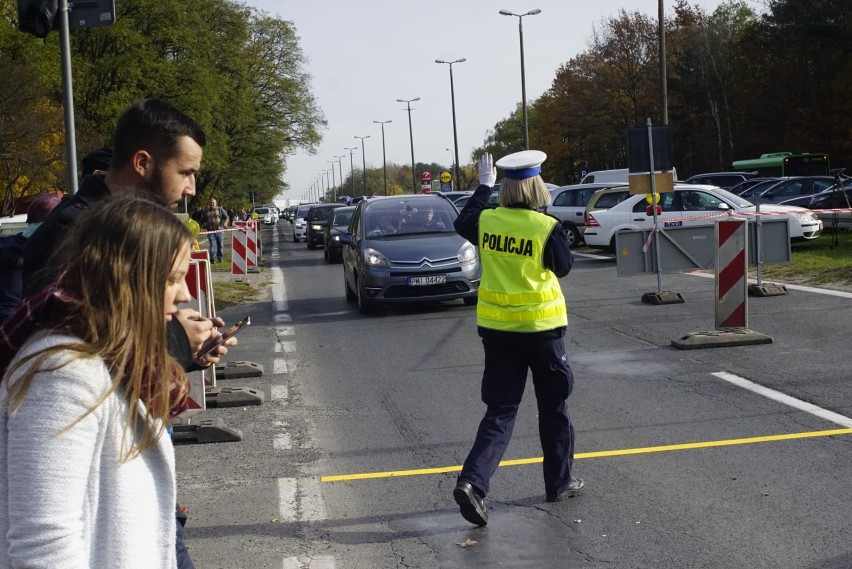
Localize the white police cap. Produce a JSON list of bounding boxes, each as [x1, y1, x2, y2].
[[495, 150, 547, 180]]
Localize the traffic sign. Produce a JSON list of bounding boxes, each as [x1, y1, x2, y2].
[[440, 171, 452, 184]]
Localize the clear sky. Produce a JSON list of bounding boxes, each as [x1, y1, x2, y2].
[[243, 0, 738, 203]]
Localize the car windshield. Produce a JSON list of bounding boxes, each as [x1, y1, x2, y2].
[[308, 207, 337, 221], [331, 210, 353, 226], [712, 187, 762, 208], [296, 205, 311, 217], [365, 199, 456, 237], [255, 208, 269, 214]]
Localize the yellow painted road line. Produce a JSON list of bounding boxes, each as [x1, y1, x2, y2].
[[319, 427, 852, 483]]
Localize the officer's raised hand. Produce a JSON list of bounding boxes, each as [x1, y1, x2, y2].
[[478, 153, 497, 188]]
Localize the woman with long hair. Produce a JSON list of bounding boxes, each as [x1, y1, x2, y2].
[[0, 195, 194, 567]]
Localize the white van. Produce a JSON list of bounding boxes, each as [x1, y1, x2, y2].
[[580, 167, 678, 184], [580, 169, 629, 184]]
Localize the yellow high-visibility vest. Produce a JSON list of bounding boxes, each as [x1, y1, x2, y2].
[[477, 208, 567, 331]]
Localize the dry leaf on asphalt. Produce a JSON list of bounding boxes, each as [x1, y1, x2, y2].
[[457, 539, 478, 548]]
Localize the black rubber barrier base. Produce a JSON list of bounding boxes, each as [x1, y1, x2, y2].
[[172, 417, 243, 444], [641, 291, 685, 305], [215, 360, 264, 379], [748, 283, 788, 297], [205, 386, 265, 408], [671, 328, 773, 350]]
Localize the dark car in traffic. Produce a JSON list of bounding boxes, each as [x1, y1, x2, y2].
[[323, 206, 355, 263], [340, 194, 480, 314], [305, 203, 345, 249]]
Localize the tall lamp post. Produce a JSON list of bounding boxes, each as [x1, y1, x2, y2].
[[658, 0, 668, 125], [373, 120, 392, 195], [397, 97, 420, 193], [499, 8, 541, 150], [327, 161, 338, 202], [435, 58, 465, 189], [345, 146, 358, 196], [354, 135, 370, 195], [335, 155, 346, 199]]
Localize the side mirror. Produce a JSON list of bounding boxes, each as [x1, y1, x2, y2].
[[717, 202, 730, 210], [339, 233, 353, 247]]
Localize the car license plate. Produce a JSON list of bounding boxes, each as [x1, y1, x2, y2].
[[408, 275, 446, 286]]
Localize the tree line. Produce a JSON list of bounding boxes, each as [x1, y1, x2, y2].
[[475, 0, 852, 185], [0, 0, 324, 215]]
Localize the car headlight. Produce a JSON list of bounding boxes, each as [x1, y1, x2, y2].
[[332, 235, 340, 242], [364, 247, 390, 267], [458, 242, 477, 264], [311, 224, 323, 230]]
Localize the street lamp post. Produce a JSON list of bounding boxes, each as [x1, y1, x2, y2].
[[499, 8, 541, 150], [397, 97, 420, 193], [435, 58, 466, 189], [325, 169, 333, 202], [658, 0, 668, 125], [373, 120, 392, 195], [327, 161, 337, 202], [335, 155, 346, 199], [345, 146, 358, 196], [354, 135, 370, 195]]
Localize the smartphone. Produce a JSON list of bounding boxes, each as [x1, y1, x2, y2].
[[196, 316, 250, 358]]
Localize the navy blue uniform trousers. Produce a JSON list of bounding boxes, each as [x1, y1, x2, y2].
[[459, 328, 575, 498]]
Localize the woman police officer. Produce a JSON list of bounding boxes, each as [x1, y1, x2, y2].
[[452, 151, 584, 527]]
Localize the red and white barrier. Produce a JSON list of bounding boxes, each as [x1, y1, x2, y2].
[[715, 219, 748, 328], [231, 220, 259, 275]]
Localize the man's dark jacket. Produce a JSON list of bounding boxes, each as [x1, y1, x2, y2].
[[22, 174, 197, 370]]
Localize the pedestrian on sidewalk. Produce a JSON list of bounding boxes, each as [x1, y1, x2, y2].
[[202, 197, 228, 263]]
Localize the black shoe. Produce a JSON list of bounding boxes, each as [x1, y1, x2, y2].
[[453, 481, 488, 526], [546, 478, 585, 502]]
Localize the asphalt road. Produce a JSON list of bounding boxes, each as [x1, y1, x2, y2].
[[177, 221, 852, 569]]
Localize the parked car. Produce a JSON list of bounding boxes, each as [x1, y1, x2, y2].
[[292, 203, 315, 242], [542, 183, 622, 248], [454, 185, 500, 210], [732, 178, 782, 198], [803, 178, 852, 230], [684, 171, 757, 189], [253, 207, 277, 225], [340, 194, 480, 314], [306, 203, 345, 249], [582, 185, 823, 251], [748, 176, 834, 205], [582, 185, 634, 230], [324, 206, 355, 263]]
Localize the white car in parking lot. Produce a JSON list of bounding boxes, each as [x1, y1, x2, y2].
[[582, 184, 823, 250]]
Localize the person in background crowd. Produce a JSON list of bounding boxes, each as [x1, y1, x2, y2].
[[227, 207, 237, 227], [20, 98, 236, 569], [0, 192, 63, 324], [0, 196, 194, 568], [81, 147, 112, 179], [201, 197, 228, 263], [451, 150, 583, 527]]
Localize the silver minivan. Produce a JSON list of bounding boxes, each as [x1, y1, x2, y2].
[[542, 183, 623, 247]]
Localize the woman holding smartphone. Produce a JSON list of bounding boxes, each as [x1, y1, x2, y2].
[[0, 195, 194, 568]]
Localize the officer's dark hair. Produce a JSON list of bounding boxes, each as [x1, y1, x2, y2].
[[110, 98, 207, 172]]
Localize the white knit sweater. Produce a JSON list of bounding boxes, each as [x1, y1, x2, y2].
[[0, 332, 177, 569]]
